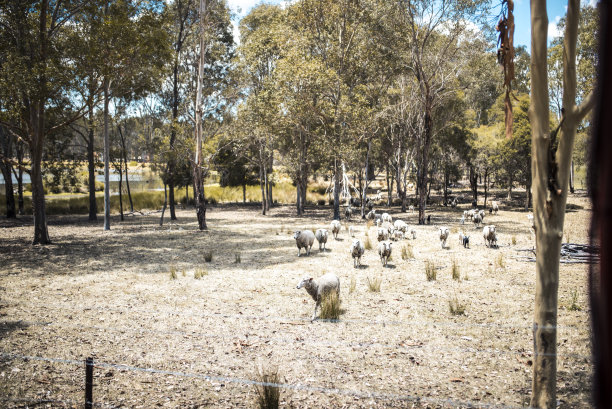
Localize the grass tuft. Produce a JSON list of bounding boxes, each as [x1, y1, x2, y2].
[[496, 254, 506, 270], [349, 276, 356, 294], [235, 253, 241, 264], [401, 244, 414, 260], [254, 363, 281, 409], [569, 288, 582, 311], [169, 265, 177, 280], [366, 220, 374, 229], [367, 276, 382, 292], [319, 291, 342, 320], [451, 258, 460, 281], [364, 235, 372, 250], [194, 268, 208, 279], [512, 235, 517, 245], [425, 260, 437, 281], [449, 295, 466, 316]]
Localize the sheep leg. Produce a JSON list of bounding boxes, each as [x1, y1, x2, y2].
[[312, 302, 319, 321]]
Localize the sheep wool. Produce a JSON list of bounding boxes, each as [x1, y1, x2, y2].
[[315, 229, 328, 251], [294, 230, 315, 256], [296, 273, 340, 321]]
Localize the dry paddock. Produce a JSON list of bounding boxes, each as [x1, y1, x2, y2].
[[0, 194, 593, 408]]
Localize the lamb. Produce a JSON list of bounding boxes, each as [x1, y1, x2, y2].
[[315, 229, 328, 251], [458, 231, 465, 245], [409, 228, 417, 239], [296, 273, 340, 321], [394, 220, 408, 233], [491, 201, 499, 214], [483, 225, 497, 248], [330, 220, 342, 239], [439, 227, 450, 249], [294, 230, 315, 256], [377, 227, 389, 242], [349, 225, 355, 237], [479, 209, 486, 220], [350, 239, 365, 267], [382, 212, 392, 223], [378, 241, 392, 267]]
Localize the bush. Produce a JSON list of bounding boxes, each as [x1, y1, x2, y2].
[[254, 364, 281, 409]]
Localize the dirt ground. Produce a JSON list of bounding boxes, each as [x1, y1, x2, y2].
[[0, 192, 593, 408]]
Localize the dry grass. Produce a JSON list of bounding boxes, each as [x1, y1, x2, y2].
[[319, 291, 341, 320], [425, 260, 437, 281], [451, 259, 460, 281], [0, 193, 593, 408], [254, 363, 281, 409], [449, 295, 467, 316], [364, 235, 373, 250], [349, 276, 356, 294], [367, 276, 382, 292], [401, 244, 414, 260]]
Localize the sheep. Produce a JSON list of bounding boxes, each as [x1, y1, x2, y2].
[[483, 225, 497, 248], [463, 235, 470, 248], [296, 273, 340, 321], [377, 227, 389, 242], [408, 205, 415, 213], [330, 220, 342, 239], [378, 241, 392, 267], [350, 239, 365, 267], [491, 201, 499, 214], [460, 215, 466, 225], [373, 189, 382, 201], [349, 225, 355, 237], [392, 229, 404, 241], [394, 220, 408, 233], [294, 230, 315, 256], [409, 228, 417, 239], [381, 221, 394, 235], [366, 209, 377, 220], [479, 209, 486, 220], [382, 212, 392, 223], [439, 227, 450, 248], [315, 229, 328, 251], [473, 213, 483, 227], [458, 231, 465, 245], [345, 206, 352, 220]]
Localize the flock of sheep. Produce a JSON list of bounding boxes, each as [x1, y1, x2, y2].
[[294, 201, 503, 320]]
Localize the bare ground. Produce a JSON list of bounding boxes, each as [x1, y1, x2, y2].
[[0, 193, 593, 408]]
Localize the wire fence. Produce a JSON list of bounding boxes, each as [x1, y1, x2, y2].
[[0, 352, 528, 409]]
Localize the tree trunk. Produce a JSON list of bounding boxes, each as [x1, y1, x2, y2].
[[443, 168, 449, 205], [87, 117, 97, 221], [296, 183, 302, 216], [361, 139, 371, 218], [333, 159, 341, 220], [103, 78, 111, 231], [193, 0, 208, 231], [483, 169, 489, 209], [529, 0, 594, 405], [242, 183, 246, 203], [569, 160, 575, 193], [507, 175, 513, 200], [118, 162, 124, 221], [469, 165, 478, 203], [417, 105, 433, 225], [259, 166, 266, 215], [160, 182, 167, 226], [15, 144, 24, 215], [1, 162, 16, 218]]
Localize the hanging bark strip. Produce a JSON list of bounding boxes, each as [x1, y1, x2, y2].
[[497, 0, 515, 139]]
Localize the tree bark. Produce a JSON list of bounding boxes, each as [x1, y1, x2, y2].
[[333, 159, 341, 220], [118, 161, 123, 221], [14, 144, 24, 215], [193, 0, 208, 230], [87, 109, 97, 221], [0, 162, 16, 218], [118, 125, 133, 212]]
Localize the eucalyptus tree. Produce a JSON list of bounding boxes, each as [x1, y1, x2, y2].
[[529, 0, 595, 406], [0, 0, 91, 244], [393, 0, 491, 224]]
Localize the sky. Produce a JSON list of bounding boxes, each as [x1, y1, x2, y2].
[[226, 0, 593, 51]]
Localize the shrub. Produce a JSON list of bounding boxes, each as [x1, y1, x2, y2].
[[496, 254, 506, 270]]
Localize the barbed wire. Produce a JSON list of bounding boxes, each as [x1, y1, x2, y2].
[[0, 396, 121, 409], [1, 352, 526, 409], [2, 319, 591, 361]]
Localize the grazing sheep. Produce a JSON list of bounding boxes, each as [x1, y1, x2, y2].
[[382, 212, 392, 223], [330, 220, 342, 239], [315, 229, 328, 251], [479, 209, 485, 220], [350, 239, 365, 267], [381, 221, 394, 235], [492, 201, 499, 214], [373, 190, 382, 201], [409, 228, 417, 239], [473, 213, 483, 227], [349, 225, 355, 237], [377, 228, 389, 242], [294, 230, 315, 256], [439, 227, 450, 248], [483, 225, 497, 248], [378, 241, 392, 267], [366, 210, 377, 220], [394, 220, 408, 233], [296, 273, 340, 321], [463, 235, 470, 248]]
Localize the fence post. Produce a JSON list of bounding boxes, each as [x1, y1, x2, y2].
[[85, 357, 94, 409]]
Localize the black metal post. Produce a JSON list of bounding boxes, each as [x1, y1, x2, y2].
[[85, 357, 94, 409]]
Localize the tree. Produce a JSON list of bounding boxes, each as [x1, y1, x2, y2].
[[529, 0, 595, 406]]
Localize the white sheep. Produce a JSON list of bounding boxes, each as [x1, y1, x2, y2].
[[315, 229, 328, 251], [377, 227, 389, 242], [439, 227, 450, 249], [394, 220, 408, 233], [294, 230, 315, 256], [392, 229, 404, 241], [409, 228, 417, 239], [330, 220, 342, 239], [409, 205, 415, 213], [366, 210, 377, 220], [378, 241, 392, 267], [296, 273, 340, 321], [381, 221, 394, 235], [479, 209, 485, 220], [483, 225, 497, 248], [491, 201, 499, 214], [382, 212, 392, 223], [460, 215, 465, 225], [458, 231, 465, 245], [350, 239, 365, 267]]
